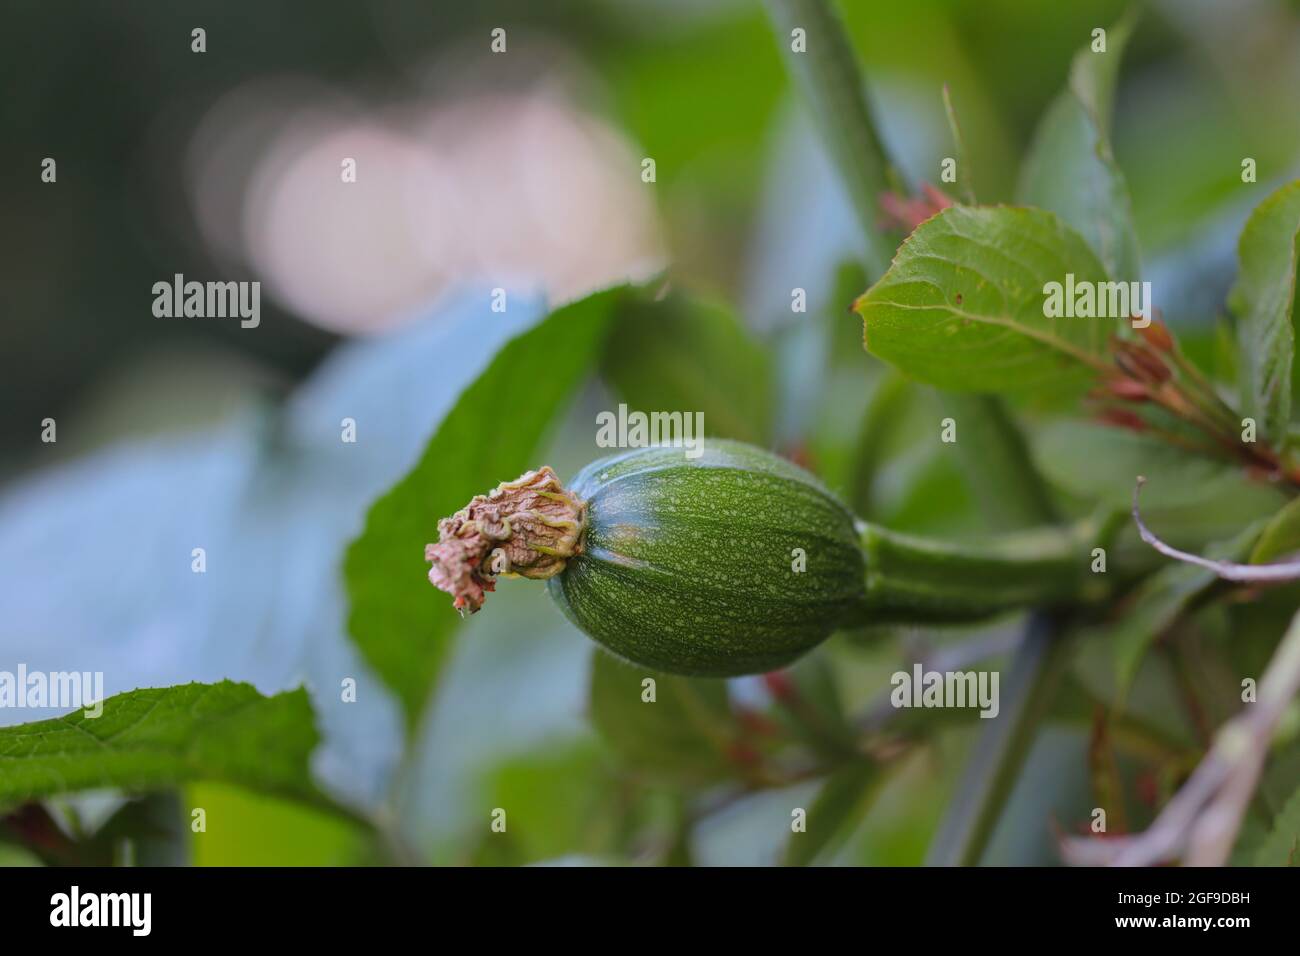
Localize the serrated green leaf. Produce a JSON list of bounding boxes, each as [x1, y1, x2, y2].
[[602, 292, 774, 445], [784, 759, 880, 866], [1018, 12, 1141, 282], [1230, 180, 1300, 444], [344, 284, 637, 731], [588, 651, 735, 785], [0, 682, 334, 814], [1255, 785, 1300, 866], [856, 206, 1112, 393]]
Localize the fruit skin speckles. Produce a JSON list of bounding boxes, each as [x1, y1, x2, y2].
[[545, 441, 866, 677]]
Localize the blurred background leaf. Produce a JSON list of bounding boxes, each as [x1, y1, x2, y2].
[[1108, 526, 1259, 697], [188, 782, 375, 865], [932, 392, 1060, 530], [0, 290, 565, 813], [601, 290, 775, 444], [1018, 9, 1141, 281], [1253, 784, 1300, 865], [1230, 180, 1300, 443], [344, 284, 636, 733], [1252, 495, 1300, 562], [1031, 420, 1286, 547], [783, 759, 880, 866], [589, 651, 737, 786]]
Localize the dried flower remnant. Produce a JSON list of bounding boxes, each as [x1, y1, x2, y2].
[[425, 466, 585, 614]]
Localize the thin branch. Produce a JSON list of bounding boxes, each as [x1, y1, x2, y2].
[[1062, 604, 1300, 866], [1132, 477, 1300, 581]]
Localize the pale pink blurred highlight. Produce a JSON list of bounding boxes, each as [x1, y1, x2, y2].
[[187, 72, 663, 335]]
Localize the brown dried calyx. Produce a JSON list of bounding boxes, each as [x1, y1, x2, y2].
[[425, 467, 586, 614]]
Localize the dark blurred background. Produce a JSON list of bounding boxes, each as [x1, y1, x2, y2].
[[15, 0, 1300, 463]]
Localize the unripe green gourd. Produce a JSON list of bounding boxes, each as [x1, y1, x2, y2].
[[426, 440, 1090, 677], [550, 442, 864, 675]]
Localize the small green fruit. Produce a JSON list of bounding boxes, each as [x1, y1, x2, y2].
[[426, 440, 1091, 677], [546, 441, 865, 676]]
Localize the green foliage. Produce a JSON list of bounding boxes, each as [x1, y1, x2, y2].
[[1251, 494, 1300, 563], [1035, 421, 1223, 507], [469, 740, 628, 866], [1018, 10, 1140, 281], [10, 0, 1300, 871], [942, 85, 977, 205], [763, 0, 896, 275], [344, 285, 637, 731], [1255, 781, 1300, 866], [1230, 180, 1300, 443], [855, 206, 1112, 393], [770, 652, 859, 758], [0, 682, 335, 815], [1032, 421, 1285, 536], [602, 291, 775, 444], [1110, 527, 1260, 697], [843, 370, 913, 517], [602, 12, 783, 200], [589, 652, 736, 785], [783, 759, 880, 866], [933, 392, 1058, 530], [187, 783, 373, 866]]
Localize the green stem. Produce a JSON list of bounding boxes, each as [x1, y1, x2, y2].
[[852, 521, 1099, 625], [924, 612, 1073, 865], [763, 0, 899, 276]]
